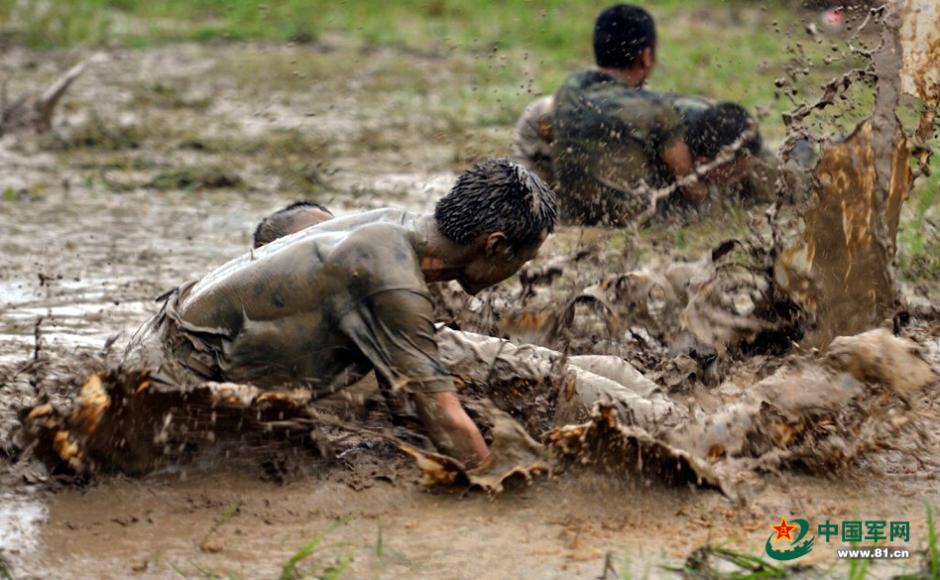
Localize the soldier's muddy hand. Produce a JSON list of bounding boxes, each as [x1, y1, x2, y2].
[[413, 391, 490, 467]]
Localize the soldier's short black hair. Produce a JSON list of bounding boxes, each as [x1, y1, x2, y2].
[[434, 159, 558, 252], [253, 200, 333, 248], [686, 102, 763, 160], [593, 4, 657, 70]]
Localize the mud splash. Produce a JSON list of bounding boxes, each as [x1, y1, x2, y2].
[[17, 353, 549, 494], [16, 317, 938, 508], [546, 404, 726, 493], [552, 328, 937, 499], [774, 120, 912, 346], [0, 492, 45, 557], [775, 0, 939, 347]]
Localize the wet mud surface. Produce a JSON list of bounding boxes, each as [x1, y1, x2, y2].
[[27, 468, 940, 579], [2, 17, 940, 579]]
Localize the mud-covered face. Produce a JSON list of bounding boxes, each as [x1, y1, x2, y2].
[[456, 230, 548, 295]]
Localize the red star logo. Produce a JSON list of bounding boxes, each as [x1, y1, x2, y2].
[[771, 517, 797, 541]]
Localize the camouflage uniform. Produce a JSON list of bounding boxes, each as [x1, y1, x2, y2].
[[513, 82, 791, 225], [551, 69, 686, 226]]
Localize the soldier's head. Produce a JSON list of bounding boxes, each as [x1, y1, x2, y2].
[[433, 159, 558, 295], [593, 4, 657, 86], [686, 102, 763, 184], [253, 200, 334, 248]]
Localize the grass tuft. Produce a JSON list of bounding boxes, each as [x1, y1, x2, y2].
[[898, 156, 940, 281], [41, 114, 144, 152], [131, 82, 213, 111], [279, 516, 352, 580], [147, 166, 244, 191], [928, 504, 939, 580], [846, 542, 871, 580], [672, 545, 792, 579], [0, 550, 13, 580]]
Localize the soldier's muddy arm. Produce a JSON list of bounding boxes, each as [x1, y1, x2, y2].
[[649, 100, 708, 204], [661, 141, 708, 204], [375, 367, 489, 466], [412, 391, 489, 467], [342, 288, 490, 467]]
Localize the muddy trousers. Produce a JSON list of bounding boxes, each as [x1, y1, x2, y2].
[[433, 327, 685, 431]]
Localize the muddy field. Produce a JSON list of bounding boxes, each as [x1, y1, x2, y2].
[[2, 11, 940, 580]]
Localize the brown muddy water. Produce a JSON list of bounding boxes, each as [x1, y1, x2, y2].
[[1, 34, 940, 580]]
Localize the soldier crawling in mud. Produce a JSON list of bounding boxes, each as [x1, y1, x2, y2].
[[247, 197, 691, 457], [512, 4, 786, 226], [124, 159, 558, 469]]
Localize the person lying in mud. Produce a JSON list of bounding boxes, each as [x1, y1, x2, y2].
[[513, 94, 770, 220], [126, 159, 558, 469], [252, 200, 334, 248], [516, 4, 782, 226], [246, 198, 684, 438]]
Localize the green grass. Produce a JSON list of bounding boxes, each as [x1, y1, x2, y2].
[[898, 156, 940, 281], [200, 498, 242, 547], [895, 504, 940, 580], [0, 550, 13, 580], [845, 543, 871, 580], [147, 166, 245, 191], [671, 545, 792, 579], [672, 504, 940, 580], [928, 504, 939, 580], [3, 0, 937, 277], [0, 0, 868, 139], [601, 551, 639, 580], [279, 516, 353, 580], [39, 113, 145, 151]]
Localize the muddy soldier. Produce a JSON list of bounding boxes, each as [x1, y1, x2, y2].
[[515, 94, 768, 219], [128, 159, 558, 468], [653, 95, 772, 214], [550, 4, 705, 225], [516, 4, 773, 226], [246, 200, 694, 442]]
